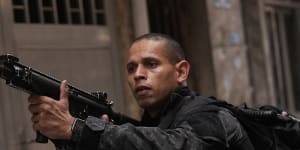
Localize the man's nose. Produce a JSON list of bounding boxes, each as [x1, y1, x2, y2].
[[134, 65, 146, 81]]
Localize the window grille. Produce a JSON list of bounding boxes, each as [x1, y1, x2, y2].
[[12, 0, 106, 25]]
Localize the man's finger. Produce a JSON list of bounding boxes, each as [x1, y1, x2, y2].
[[28, 95, 42, 104], [28, 102, 51, 114], [31, 114, 40, 123], [32, 122, 39, 131], [60, 80, 69, 103], [28, 103, 40, 114]]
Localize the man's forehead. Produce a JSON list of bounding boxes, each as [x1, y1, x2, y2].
[[127, 51, 163, 65], [127, 39, 168, 60]]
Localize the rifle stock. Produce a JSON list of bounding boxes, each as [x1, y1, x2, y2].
[[0, 54, 139, 143]]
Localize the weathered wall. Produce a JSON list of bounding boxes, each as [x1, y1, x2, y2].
[[110, 0, 142, 119], [206, 0, 253, 105], [0, 0, 25, 149], [176, 0, 217, 97], [241, 0, 273, 106]]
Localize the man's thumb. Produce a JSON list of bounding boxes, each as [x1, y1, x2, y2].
[[60, 80, 69, 101]]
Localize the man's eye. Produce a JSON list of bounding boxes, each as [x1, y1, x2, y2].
[[147, 62, 158, 68], [127, 65, 136, 73]]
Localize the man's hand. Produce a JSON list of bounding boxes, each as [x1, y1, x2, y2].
[[28, 80, 75, 140], [101, 114, 110, 123]]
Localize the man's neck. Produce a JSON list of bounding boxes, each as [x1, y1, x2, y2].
[[148, 110, 160, 118], [145, 86, 190, 118], [145, 103, 165, 118]]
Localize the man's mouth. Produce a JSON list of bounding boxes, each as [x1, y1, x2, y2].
[[135, 86, 151, 96]]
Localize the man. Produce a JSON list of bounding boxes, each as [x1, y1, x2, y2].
[[28, 33, 254, 150]]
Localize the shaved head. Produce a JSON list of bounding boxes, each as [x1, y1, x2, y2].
[[130, 33, 186, 64]]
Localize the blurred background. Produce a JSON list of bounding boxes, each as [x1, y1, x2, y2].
[[0, 0, 299, 149]]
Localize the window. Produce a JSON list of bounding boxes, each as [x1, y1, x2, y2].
[[12, 0, 106, 25], [264, 0, 300, 111]]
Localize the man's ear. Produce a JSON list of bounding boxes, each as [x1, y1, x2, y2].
[[175, 60, 190, 84]]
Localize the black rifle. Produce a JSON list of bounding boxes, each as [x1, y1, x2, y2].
[[0, 54, 139, 143]]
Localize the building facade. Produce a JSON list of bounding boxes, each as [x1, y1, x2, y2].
[[0, 0, 299, 149]]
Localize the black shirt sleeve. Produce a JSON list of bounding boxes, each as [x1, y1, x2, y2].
[[70, 106, 253, 150], [71, 115, 228, 150]]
